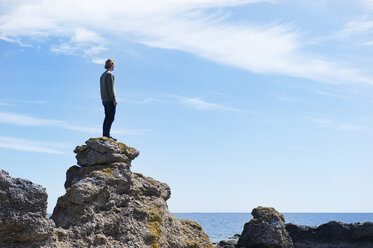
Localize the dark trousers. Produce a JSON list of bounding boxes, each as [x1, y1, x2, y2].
[[102, 101, 116, 137]]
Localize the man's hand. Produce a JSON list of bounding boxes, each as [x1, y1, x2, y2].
[[113, 100, 117, 106]]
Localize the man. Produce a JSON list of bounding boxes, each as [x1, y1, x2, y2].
[[100, 58, 117, 141]]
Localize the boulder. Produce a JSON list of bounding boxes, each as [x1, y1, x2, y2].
[[237, 206, 294, 248], [0, 169, 55, 245]]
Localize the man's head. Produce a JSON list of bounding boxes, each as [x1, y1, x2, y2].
[[105, 59, 115, 71]]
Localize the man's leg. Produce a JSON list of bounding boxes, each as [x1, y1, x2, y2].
[[103, 101, 116, 137]]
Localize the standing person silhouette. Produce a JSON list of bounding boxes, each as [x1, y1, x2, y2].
[[100, 58, 117, 141]]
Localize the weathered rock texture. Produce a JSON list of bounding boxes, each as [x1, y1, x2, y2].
[[0, 137, 213, 248], [0, 169, 55, 246], [286, 221, 373, 248], [237, 206, 294, 248]]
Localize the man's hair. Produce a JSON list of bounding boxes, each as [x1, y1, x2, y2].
[[105, 59, 115, 69]]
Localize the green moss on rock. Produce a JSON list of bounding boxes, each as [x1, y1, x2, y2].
[[100, 167, 113, 176], [74, 145, 90, 154]]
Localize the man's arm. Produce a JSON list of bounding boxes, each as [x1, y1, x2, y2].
[[106, 73, 117, 105]]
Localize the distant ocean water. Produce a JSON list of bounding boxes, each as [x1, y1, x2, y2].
[[173, 213, 373, 243]]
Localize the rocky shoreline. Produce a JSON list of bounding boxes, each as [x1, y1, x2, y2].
[[214, 208, 373, 248], [1, 137, 372, 247]]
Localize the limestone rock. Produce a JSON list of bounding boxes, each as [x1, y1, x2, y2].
[[237, 206, 294, 248], [0, 169, 54, 245], [51, 137, 213, 248]]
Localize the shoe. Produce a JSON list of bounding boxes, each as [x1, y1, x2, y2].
[[103, 136, 117, 141]]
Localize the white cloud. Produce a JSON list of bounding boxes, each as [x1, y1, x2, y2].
[[72, 28, 104, 44], [0, 112, 54, 126], [174, 95, 259, 114], [84, 46, 107, 56], [0, 136, 67, 154], [337, 2, 373, 44], [0, 35, 32, 47], [92, 58, 106, 64], [0, 112, 149, 135], [119, 93, 256, 113], [362, 0, 373, 9], [340, 16, 373, 35], [363, 40, 373, 45], [304, 117, 368, 133], [180, 97, 240, 111], [50, 43, 79, 55], [0, 0, 372, 85], [271, 94, 295, 101], [309, 89, 351, 100]]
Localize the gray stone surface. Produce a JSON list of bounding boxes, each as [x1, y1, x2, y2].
[[237, 206, 294, 248], [0, 169, 55, 245], [74, 137, 139, 167], [1, 137, 212, 248]]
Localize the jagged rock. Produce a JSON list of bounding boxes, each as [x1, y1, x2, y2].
[[0, 169, 55, 245], [1, 137, 212, 248], [51, 137, 213, 248], [286, 221, 373, 248], [237, 206, 294, 248]]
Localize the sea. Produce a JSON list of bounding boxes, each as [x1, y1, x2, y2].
[[173, 213, 373, 243]]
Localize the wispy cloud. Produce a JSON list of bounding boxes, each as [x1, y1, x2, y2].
[[92, 58, 106, 64], [0, 112, 149, 135], [308, 89, 351, 100], [117, 96, 160, 105], [362, 0, 373, 10], [0, 99, 47, 105], [180, 97, 244, 112], [0, 35, 32, 47], [337, 2, 373, 45], [171, 95, 260, 114], [271, 94, 295, 102], [340, 16, 373, 36], [119, 93, 257, 114], [0, 136, 68, 154], [304, 117, 368, 133], [0, 0, 372, 85]]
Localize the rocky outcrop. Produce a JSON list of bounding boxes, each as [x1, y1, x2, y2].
[[286, 221, 373, 248], [224, 206, 373, 248], [0, 137, 213, 248], [0, 169, 55, 246], [237, 206, 294, 248]]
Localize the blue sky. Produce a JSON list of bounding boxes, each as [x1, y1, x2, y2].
[[1, 0, 373, 214]]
